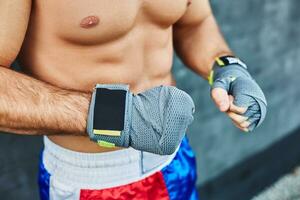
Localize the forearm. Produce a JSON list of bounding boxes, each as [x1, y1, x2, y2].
[[174, 14, 233, 79], [0, 66, 91, 135]]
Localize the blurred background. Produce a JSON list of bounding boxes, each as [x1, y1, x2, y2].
[[1, 0, 300, 199]]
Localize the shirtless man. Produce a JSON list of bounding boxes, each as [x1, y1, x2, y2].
[[0, 0, 267, 199]]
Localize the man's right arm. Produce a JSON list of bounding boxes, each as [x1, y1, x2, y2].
[[0, 0, 91, 136]]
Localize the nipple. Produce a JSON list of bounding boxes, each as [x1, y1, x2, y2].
[[187, 0, 192, 6], [80, 15, 100, 28]]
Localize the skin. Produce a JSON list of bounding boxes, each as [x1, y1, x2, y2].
[[0, 0, 249, 153]]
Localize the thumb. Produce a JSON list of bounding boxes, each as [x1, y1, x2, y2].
[[211, 88, 230, 112]]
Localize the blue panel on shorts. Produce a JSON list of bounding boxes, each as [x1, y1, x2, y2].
[[161, 136, 199, 200], [38, 152, 50, 200]]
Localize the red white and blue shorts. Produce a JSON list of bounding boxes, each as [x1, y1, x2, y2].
[[39, 136, 198, 200]]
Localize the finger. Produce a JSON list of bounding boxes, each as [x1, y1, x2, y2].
[[227, 111, 248, 124], [240, 120, 251, 128], [232, 121, 249, 132], [211, 88, 230, 112], [228, 95, 248, 114]]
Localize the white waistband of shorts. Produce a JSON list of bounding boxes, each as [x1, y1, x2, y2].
[[43, 136, 177, 189], [43, 136, 141, 168]]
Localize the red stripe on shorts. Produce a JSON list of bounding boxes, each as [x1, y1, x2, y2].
[[79, 171, 170, 200]]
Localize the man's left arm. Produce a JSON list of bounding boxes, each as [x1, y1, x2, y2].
[[173, 0, 267, 132]]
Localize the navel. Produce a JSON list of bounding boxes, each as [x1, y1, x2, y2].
[[187, 0, 192, 6], [80, 15, 100, 28]]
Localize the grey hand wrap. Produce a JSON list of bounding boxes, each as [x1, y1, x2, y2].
[[87, 84, 195, 155], [210, 56, 267, 131]]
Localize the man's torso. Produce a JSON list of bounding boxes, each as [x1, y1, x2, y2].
[[17, 0, 191, 153]]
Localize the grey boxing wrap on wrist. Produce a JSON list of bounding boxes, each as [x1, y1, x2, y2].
[[210, 56, 267, 131]]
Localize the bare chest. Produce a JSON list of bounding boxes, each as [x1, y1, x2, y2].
[[32, 0, 189, 44]]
